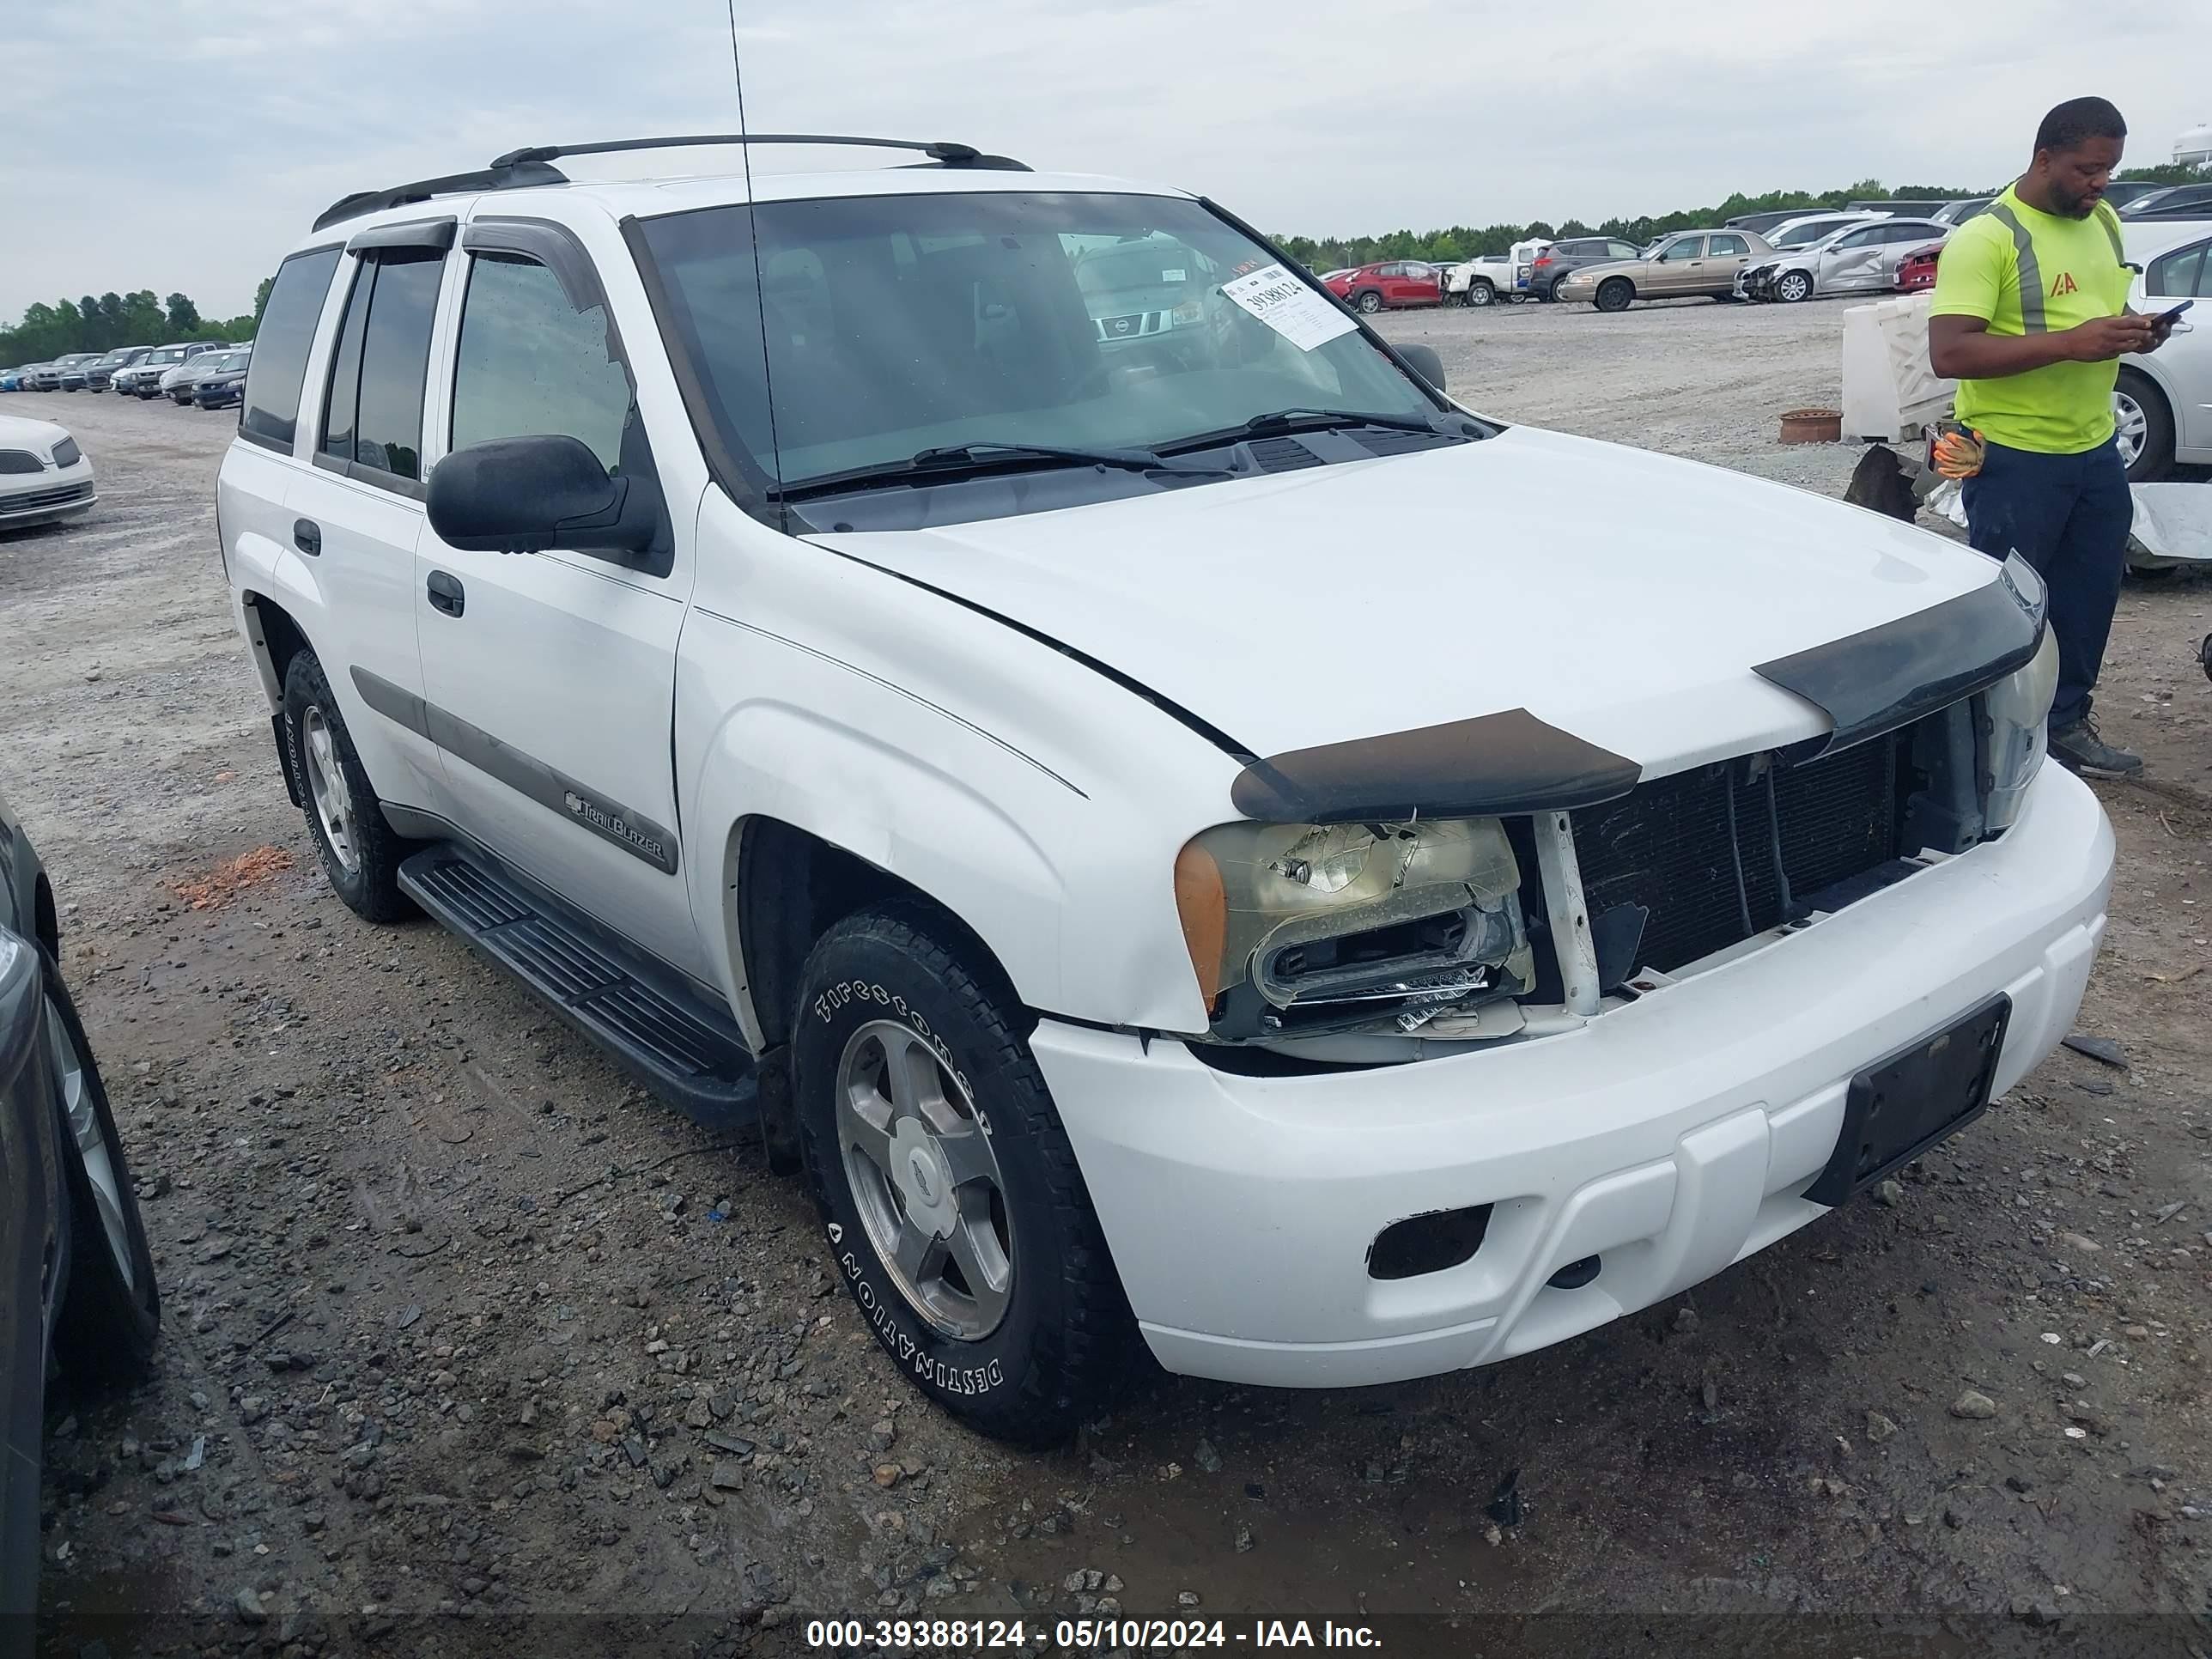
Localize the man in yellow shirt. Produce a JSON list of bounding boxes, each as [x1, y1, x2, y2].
[[1929, 96, 2177, 778]]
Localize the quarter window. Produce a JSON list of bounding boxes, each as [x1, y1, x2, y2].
[[240, 246, 340, 452], [452, 254, 635, 472], [320, 251, 444, 488], [2148, 240, 2209, 298]]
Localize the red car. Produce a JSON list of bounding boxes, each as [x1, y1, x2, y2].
[[1895, 243, 1942, 293], [1322, 260, 1443, 315]]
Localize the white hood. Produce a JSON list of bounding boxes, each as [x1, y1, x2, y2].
[[811, 424, 1996, 774], [0, 414, 70, 453]]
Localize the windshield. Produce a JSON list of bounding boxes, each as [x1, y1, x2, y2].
[[638, 191, 1440, 493], [205, 352, 247, 372], [145, 348, 185, 364]]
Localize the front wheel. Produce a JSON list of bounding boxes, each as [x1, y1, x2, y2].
[[45, 958, 159, 1381], [2115, 372, 2173, 483], [1355, 290, 1384, 315], [1468, 280, 1495, 307], [1595, 278, 1634, 313], [794, 907, 1133, 1444], [1774, 270, 1814, 303]]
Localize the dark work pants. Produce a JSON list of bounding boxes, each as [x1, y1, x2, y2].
[[1961, 437, 2132, 730]]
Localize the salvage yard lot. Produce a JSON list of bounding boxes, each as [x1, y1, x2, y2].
[[9, 296, 2212, 1656]]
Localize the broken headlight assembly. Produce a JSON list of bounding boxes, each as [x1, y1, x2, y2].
[[1173, 817, 1534, 1040], [1982, 623, 2057, 834]]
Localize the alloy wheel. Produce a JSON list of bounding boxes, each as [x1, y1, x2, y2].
[[300, 706, 359, 873], [2113, 389, 2148, 470], [836, 1019, 1014, 1341]]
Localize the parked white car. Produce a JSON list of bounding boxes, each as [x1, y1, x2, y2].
[[2117, 222, 2212, 480], [0, 415, 94, 530], [219, 135, 2111, 1442]]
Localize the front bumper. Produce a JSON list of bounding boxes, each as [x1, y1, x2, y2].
[[0, 460, 97, 527], [1034, 763, 2112, 1389]]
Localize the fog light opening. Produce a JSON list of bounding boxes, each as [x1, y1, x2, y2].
[[1367, 1205, 1494, 1281], [1547, 1255, 1601, 1290]]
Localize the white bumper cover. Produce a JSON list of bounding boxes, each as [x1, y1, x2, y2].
[[1035, 764, 2113, 1389], [0, 456, 96, 526]]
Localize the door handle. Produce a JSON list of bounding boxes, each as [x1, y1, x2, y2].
[[293, 519, 320, 556], [426, 570, 465, 617]]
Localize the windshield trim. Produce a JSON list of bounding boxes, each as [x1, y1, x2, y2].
[[623, 188, 1470, 532]]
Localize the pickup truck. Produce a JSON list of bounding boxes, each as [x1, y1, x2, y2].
[[1443, 240, 1552, 306], [219, 131, 2109, 1443]]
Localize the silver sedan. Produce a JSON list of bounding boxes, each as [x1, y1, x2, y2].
[[1747, 219, 1952, 303]]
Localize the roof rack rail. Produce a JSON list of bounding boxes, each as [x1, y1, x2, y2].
[[313, 134, 1028, 235], [489, 134, 1029, 173], [312, 159, 568, 234]]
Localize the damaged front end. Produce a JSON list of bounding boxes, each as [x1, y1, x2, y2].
[[1172, 555, 2054, 1056]]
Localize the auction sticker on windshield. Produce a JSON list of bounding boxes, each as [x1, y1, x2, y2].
[[1220, 263, 1358, 351]]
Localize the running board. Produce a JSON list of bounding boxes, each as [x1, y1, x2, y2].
[[397, 844, 760, 1136]]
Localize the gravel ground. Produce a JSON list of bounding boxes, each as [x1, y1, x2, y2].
[[9, 298, 2212, 1659]]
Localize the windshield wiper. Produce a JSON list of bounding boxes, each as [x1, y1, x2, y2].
[[1153, 406, 1464, 459], [779, 441, 1227, 501], [1242, 408, 1448, 436], [911, 440, 1210, 473]]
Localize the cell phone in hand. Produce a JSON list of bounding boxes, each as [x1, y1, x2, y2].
[[2154, 298, 2195, 326]]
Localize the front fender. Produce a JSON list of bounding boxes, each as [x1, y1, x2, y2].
[[680, 608, 1227, 1041]]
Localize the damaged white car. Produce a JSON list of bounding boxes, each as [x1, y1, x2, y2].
[[218, 135, 2112, 1443]]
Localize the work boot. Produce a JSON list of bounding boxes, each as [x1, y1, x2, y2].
[[2049, 714, 2142, 779]]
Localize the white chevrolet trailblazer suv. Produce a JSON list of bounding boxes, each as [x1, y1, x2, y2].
[[218, 135, 2113, 1443]]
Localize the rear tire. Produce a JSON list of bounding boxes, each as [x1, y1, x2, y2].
[[1595, 278, 1634, 313], [794, 907, 1133, 1445], [283, 650, 412, 922], [45, 958, 159, 1382]]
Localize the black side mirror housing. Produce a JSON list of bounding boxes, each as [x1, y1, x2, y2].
[[1396, 342, 1447, 395], [427, 434, 660, 557]]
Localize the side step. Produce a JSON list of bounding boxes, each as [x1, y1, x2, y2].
[[398, 843, 759, 1135]]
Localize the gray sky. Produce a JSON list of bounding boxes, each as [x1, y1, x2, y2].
[[5, 0, 2203, 324]]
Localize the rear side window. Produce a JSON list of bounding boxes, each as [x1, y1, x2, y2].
[[240, 246, 340, 453], [451, 254, 636, 472], [319, 251, 445, 490], [1709, 234, 1747, 256], [2148, 240, 2209, 297]]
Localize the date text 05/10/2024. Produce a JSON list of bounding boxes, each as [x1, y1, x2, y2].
[[803, 1618, 1384, 1650]]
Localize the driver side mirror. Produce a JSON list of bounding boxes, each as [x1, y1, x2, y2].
[[427, 434, 660, 557]]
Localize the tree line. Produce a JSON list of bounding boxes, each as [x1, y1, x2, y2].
[[1273, 165, 2209, 272], [1, 276, 274, 367]]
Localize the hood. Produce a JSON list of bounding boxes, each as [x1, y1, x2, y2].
[[810, 425, 2000, 777], [0, 413, 69, 452], [1559, 258, 1643, 284]]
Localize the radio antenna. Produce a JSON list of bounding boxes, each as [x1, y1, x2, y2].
[[725, 0, 787, 527]]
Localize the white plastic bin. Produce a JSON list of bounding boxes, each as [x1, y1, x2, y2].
[[1842, 294, 1955, 443]]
